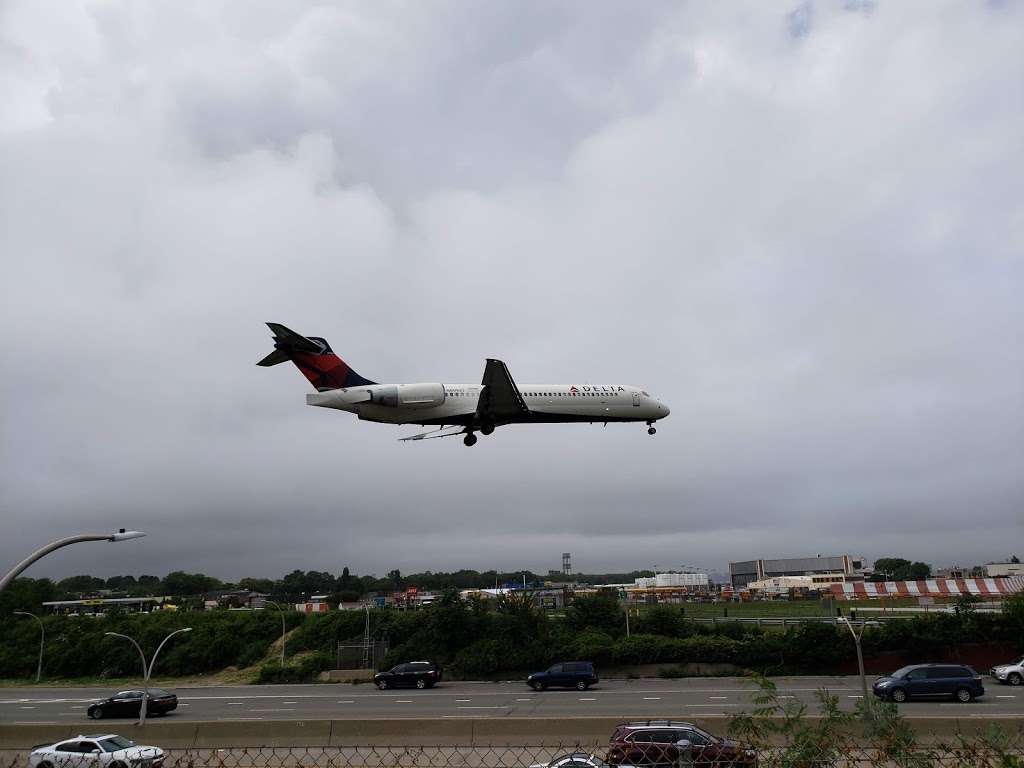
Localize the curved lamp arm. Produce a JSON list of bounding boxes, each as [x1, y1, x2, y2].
[[1, 531, 146, 592]]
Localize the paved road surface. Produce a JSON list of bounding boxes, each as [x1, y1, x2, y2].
[[1, 677, 1021, 724]]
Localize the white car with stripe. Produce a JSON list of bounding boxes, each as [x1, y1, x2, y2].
[[29, 735, 164, 768]]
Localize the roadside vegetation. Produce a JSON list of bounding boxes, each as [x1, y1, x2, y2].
[[2, 581, 1021, 685]]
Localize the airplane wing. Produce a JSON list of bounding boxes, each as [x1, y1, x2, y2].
[[476, 358, 529, 423], [399, 425, 469, 442]]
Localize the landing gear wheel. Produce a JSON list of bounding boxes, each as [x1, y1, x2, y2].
[[480, 424, 494, 436], [647, 427, 656, 435], [464, 433, 478, 447]]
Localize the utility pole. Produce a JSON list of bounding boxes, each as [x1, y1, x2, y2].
[[265, 601, 287, 667], [13, 612, 44, 683], [841, 616, 872, 718]]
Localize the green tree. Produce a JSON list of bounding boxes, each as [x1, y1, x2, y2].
[[56, 575, 106, 596], [162, 571, 221, 596], [566, 592, 625, 636]]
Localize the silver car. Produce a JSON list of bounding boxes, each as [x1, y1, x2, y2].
[[29, 735, 164, 768], [990, 656, 1024, 686]]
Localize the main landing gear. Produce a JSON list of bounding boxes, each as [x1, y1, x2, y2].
[[464, 423, 494, 446], [647, 420, 657, 436]]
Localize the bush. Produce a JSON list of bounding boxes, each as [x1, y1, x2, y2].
[[256, 651, 332, 683]]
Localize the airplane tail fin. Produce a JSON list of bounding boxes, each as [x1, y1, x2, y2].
[[258, 322, 377, 391]]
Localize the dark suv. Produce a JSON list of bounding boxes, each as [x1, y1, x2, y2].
[[374, 661, 442, 689], [872, 664, 984, 703], [527, 661, 598, 691], [607, 721, 757, 766]]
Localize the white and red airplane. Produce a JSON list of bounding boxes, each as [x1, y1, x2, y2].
[[258, 323, 670, 446]]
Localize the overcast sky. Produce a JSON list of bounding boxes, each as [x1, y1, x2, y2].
[[2, 1, 1022, 583]]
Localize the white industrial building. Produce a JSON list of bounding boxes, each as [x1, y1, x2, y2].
[[635, 572, 710, 588]]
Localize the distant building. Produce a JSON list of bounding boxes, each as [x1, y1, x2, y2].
[[43, 597, 167, 615], [295, 595, 330, 613], [633, 572, 710, 589], [746, 576, 815, 595], [729, 555, 867, 589], [202, 589, 268, 610], [986, 562, 1024, 578]]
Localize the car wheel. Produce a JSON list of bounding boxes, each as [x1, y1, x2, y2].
[[538, 682, 547, 691], [1009, 673, 1022, 686], [377, 680, 388, 690], [890, 688, 907, 703], [87, 706, 103, 719], [955, 687, 973, 703], [416, 679, 427, 689], [575, 681, 587, 691]]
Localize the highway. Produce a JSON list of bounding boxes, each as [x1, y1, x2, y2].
[[2, 677, 1022, 724]]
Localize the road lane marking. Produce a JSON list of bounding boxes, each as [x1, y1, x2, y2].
[[579, 697, 597, 701], [337, 701, 354, 704], [71, 706, 84, 710], [20, 706, 35, 709], [396, 700, 413, 703], [226, 702, 244, 705], [709, 696, 728, 700], [218, 717, 263, 721], [516, 698, 532, 701], [458, 706, 504, 709], [455, 699, 472, 702], [248, 708, 296, 712], [687, 704, 738, 707], [643, 697, 661, 701], [996, 695, 1016, 699]]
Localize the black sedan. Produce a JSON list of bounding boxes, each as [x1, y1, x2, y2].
[[374, 661, 442, 689], [87, 689, 178, 719]]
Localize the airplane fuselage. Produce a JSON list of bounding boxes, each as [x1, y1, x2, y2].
[[307, 382, 669, 427]]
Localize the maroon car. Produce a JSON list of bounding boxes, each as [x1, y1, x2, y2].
[[607, 721, 757, 767]]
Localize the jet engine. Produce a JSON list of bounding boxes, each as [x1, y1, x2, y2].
[[370, 383, 446, 408]]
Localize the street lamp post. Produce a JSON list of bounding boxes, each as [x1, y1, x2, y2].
[[265, 601, 287, 667], [841, 616, 872, 717], [105, 628, 192, 726], [13, 612, 44, 683], [0, 530, 146, 593]]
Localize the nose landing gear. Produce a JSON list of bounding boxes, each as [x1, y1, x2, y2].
[[647, 421, 657, 436], [463, 432, 478, 447]]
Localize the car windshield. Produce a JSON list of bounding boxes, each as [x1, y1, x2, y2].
[[99, 737, 135, 752], [890, 666, 915, 679], [691, 726, 716, 743], [149, 689, 170, 697]]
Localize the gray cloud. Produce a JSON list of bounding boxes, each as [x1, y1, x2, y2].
[[1, 1, 1022, 583]]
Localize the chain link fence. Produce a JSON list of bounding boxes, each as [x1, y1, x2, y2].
[[3, 735, 1023, 768]]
